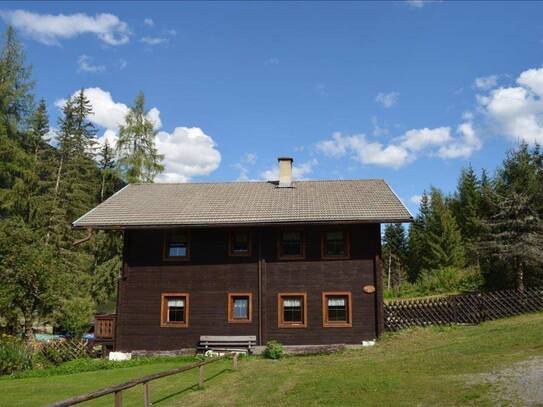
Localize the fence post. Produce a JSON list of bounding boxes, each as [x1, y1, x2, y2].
[[114, 391, 122, 407], [143, 382, 150, 407], [198, 365, 204, 389], [233, 353, 238, 370]]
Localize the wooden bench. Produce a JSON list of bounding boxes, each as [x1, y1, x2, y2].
[[198, 335, 257, 354]]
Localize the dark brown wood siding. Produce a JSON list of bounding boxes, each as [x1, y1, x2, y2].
[[116, 224, 382, 351]]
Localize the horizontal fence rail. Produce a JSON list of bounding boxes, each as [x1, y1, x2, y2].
[[384, 287, 543, 331], [49, 353, 238, 407]]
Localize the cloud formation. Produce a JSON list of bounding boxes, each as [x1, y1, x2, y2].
[[477, 67, 543, 144], [0, 10, 130, 45], [261, 159, 317, 181], [375, 91, 399, 108], [474, 75, 498, 90], [316, 123, 481, 169], [140, 36, 167, 45], [77, 55, 105, 73]]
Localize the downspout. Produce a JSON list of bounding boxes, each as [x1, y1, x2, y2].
[[258, 229, 263, 346]]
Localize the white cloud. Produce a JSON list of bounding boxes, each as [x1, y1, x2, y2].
[[410, 195, 423, 205], [317, 133, 410, 169], [118, 59, 127, 70], [143, 18, 154, 27], [155, 127, 221, 182], [400, 127, 451, 151], [77, 55, 105, 73], [375, 92, 399, 108], [265, 57, 280, 65], [474, 75, 498, 90], [316, 123, 481, 169], [478, 67, 543, 144], [146, 107, 162, 130], [56, 88, 129, 130], [233, 153, 258, 181], [0, 10, 130, 45], [438, 122, 481, 159], [140, 36, 167, 45], [406, 0, 437, 7], [261, 159, 317, 181]]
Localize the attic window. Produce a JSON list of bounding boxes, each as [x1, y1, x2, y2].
[[278, 230, 304, 259], [322, 230, 350, 259], [229, 231, 251, 256], [164, 230, 190, 260]]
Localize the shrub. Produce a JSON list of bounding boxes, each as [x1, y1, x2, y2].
[[263, 340, 284, 360], [0, 335, 33, 376]]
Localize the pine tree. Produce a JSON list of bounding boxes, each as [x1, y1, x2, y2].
[[383, 224, 408, 289], [116, 91, 164, 183], [425, 188, 465, 270], [28, 98, 50, 162], [0, 26, 34, 137], [480, 192, 543, 290], [407, 192, 431, 280], [98, 140, 118, 202], [452, 166, 482, 265]]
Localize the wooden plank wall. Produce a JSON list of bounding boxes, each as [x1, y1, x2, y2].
[[116, 224, 382, 351]]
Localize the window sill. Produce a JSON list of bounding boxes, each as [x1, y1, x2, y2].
[[160, 323, 188, 328], [228, 319, 252, 324], [323, 322, 352, 328], [278, 323, 307, 329]]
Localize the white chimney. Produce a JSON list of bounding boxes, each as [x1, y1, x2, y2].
[[278, 157, 293, 187]]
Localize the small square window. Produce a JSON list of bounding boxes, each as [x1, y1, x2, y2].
[[278, 293, 307, 328], [322, 292, 352, 327], [229, 231, 251, 256], [278, 231, 304, 259], [164, 230, 190, 260], [161, 293, 189, 327], [228, 293, 252, 323], [322, 230, 349, 258]]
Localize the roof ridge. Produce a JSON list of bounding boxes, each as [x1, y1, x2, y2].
[[126, 179, 386, 186]]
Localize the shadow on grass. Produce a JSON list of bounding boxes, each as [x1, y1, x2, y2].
[[152, 368, 231, 405]]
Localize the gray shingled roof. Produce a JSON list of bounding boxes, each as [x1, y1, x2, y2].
[[73, 180, 412, 228]]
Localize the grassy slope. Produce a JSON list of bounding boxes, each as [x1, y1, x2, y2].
[[2, 313, 542, 406]]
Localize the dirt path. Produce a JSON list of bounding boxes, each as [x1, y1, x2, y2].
[[469, 356, 543, 406]]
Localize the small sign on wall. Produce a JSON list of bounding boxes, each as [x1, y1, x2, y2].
[[363, 285, 376, 294]]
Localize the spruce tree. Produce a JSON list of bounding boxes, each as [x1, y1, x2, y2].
[[383, 224, 408, 289], [98, 140, 118, 202], [407, 192, 430, 280], [453, 166, 482, 265], [28, 98, 49, 162], [425, 188, 465, 270], [0, 26, 34, 137], [116, 91, 164, 183]]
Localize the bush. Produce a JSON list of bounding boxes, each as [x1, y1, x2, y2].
[[0, 335, 33, 376], [263, 340, 284, 360], [385, 267, 484, 299]]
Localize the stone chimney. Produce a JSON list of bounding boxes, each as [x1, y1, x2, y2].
[[278, 157, 293, 187]]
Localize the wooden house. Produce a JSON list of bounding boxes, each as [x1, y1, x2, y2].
[[75, 158, 411, 351]]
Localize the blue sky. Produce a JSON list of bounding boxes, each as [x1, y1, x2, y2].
[[3, 1, 543, 214]]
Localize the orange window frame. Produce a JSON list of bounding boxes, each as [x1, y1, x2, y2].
[[322, 292, 352, 328], [278, 293, 308, 328], [160, 293, 189, 328]]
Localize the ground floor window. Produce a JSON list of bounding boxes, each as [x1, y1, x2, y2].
[[278, 293, 307, 328], [322, 292, 352, 327], [161, 293, 189, 327], [228, 293, 252, 323]]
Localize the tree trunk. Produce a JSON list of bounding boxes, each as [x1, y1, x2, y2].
[[54, 155, 63, 196], [387, 249, 392, 290], [100, 172, 106, 202], [22, 308, 34, 341], [516, 259, 524, 291]]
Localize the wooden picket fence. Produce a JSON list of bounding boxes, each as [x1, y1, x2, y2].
[[384, 287, 543, 331]]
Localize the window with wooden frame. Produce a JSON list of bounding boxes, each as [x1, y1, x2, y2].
[[321, 230, 350, 259], [227, 293, 252, 323], [229, 230, 251, 257], [278, 230, 305, 259], [163, 230, 190, 261], [278, 293, 307, 328], [322, 292, 352, 327], [161, 293, 189, 328]]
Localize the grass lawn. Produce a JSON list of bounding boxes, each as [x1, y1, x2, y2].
[[2, 312, 543, 406]]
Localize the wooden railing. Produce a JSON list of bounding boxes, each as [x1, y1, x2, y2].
[[94, 314, 116, 340], [49, 353, 239, 407], [384, 287, 543, 331]]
